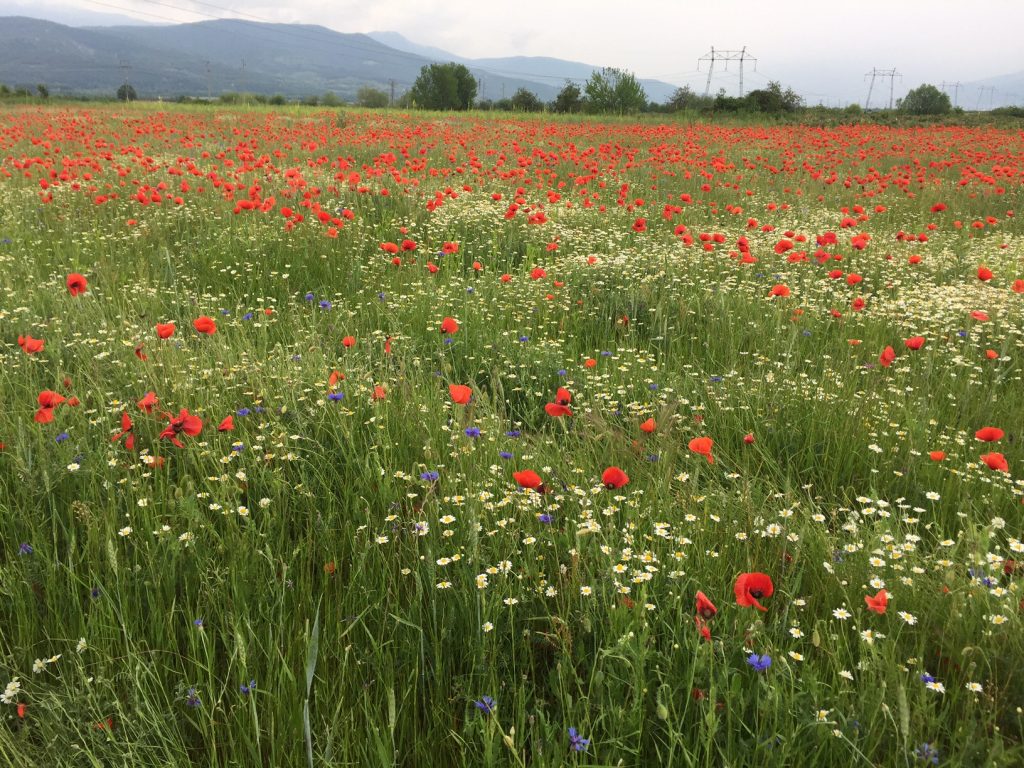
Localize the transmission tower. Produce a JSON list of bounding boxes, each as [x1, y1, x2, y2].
[[975, 85, 996, 110], [698, 47, 757, 98], [940, 80, 961, 108], [864, 68, 900, 109]]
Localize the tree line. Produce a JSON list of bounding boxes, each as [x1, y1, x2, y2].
[[1, 66, 1011, 118]]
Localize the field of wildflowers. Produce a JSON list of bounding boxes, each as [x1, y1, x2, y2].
[[1, 105, 1022, 766]]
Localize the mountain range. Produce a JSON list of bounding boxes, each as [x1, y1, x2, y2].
[[0, 15, 679, 103]]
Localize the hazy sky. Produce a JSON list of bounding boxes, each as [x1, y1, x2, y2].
[[6, 0, 1024, 105]]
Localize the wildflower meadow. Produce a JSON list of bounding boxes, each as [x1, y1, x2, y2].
[[1, 105, 1023, 767]]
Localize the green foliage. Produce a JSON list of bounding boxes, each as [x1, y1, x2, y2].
[[551, 82, 583, 114], [321, 91, 344, 107], [584, 67, 647, 114], [745, 81, 803, 113], [36, 83, 49, 99], [409, 62, 477, 110], [899, 84, 952, 115], [356, 86, 390, 109], [509, 87, 543, 112], [116, 83, 137, 102]]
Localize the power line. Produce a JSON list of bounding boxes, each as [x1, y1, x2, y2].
[[940, 80, 962, 108], [697, 48, 756, 98], [864, 68, 900, 110]]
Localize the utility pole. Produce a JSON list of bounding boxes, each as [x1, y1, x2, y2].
[[205, 60, 212, 99], [698, 47, 757, 98], [119, 61, 131, 102], [864, 68, 900, 109], [389, 79, 395, 106], [940, 80, 961, 108]]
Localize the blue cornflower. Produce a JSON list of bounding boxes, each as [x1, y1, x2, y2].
[[709, 375, 724, 383], [90, 586, 101, 600], [920, 673, 936, 684], [185, 687, 201, 708], [231, 443, 245, 453], [18, 542, 33, 556], [243, 312, 254, 321], [538, 513, 553, 524], [913, 742, 940, 765], [747, 653, 772, 672], [499, 451, 513, 460], [328, 392, 345, 401], [193, 618, 204, 630], [519, 335, 529, 342], [505, 430, 521, 438], [220, 309, 230, 316], [319, 300, 332, 310], [473, 696, 496, 715], [304, 292, 315, 301], [646, 454, 660, 462], [253, 406, 265, 414], [240, 679, 256, 695], [443, 337, 454, 345], [600, 350, 612, 357], [466, 287, 474, 294], [567, 727, 589, 752], [237, 408, 251, 417], [420, 471, 439, 482], [802, 330, 812, 336], [557, 369, 567, 376], [649, 383, 659, 390], [464, 427, 481, 438], [378, 292, 386, 301], [55, 432, 70, 444]]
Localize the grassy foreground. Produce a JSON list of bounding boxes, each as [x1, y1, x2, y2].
[[0, 106, 1023, 766]]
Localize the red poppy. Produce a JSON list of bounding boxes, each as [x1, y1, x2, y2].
[[545, 403, 573, 417], [1012, 279, 1024, 294], [864, 589, 888, 615], [904, 336, 926, 350], [193, 316, 216, 335], [18, 335, 44, 354], [695, 590, 717, 619], [445, 385, 470, 406], [440, 317, 459, 334], [734, 572, 774, 612], [769, 284, 790, 298], [640, 418, 656, 434], [975, 427, 1004, 442], [851, 297, 866, 312], [158, 409, 203, 448], [328, 370, 344, 390], [688, 437, 714, 464], [632, 217, 647, 233], [66, 273, 88, 296], [513, 470, 543, 489], [601, 466, 629, 489], [342, 336, 356, 348], [380, 242, 399, 254], [981, 452, 1009, 472], [584, 358, 597, 368], [17, 702, 26, 719], [695, 616, 711, 642], [879, 346, 896, 368], [929, 451, 946, 461], [530, 267, 547, 280], [156, 322, 175, 339], [38, 390, 65, 409], [137, 391, 158, 413], [978, 266, 993, 282], [112, 412, 135, 451], [442, 241, 460, 254], [372, 385, 387, 401], [969, 311, 990, 322], [218, 416, 234, 432], [401, 239, 417, 251], [134, 343, 148, 361]]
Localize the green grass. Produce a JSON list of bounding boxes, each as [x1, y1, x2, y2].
[[0, 105, 1022, 767]]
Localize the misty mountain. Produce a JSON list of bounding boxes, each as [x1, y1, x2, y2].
[[0, 15, 682, 104]]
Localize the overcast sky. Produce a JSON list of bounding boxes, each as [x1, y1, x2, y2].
[[5, 0, 1024, 105]]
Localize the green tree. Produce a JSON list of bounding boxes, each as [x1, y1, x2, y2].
[[510, 87, 543, 112], [409, 62, 476, 110], [356, 86, 390, 108], [745, 81, 803, 113], [584, 67, 647, 114], [36, 84, 49, 99], [551, 82, 583, 113], [116, 83, 137, 102], [898, 84, 951, 115], [321, 91, 344, 107]]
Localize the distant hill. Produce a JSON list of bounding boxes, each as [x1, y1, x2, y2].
[[0, 15, 682, 104]]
